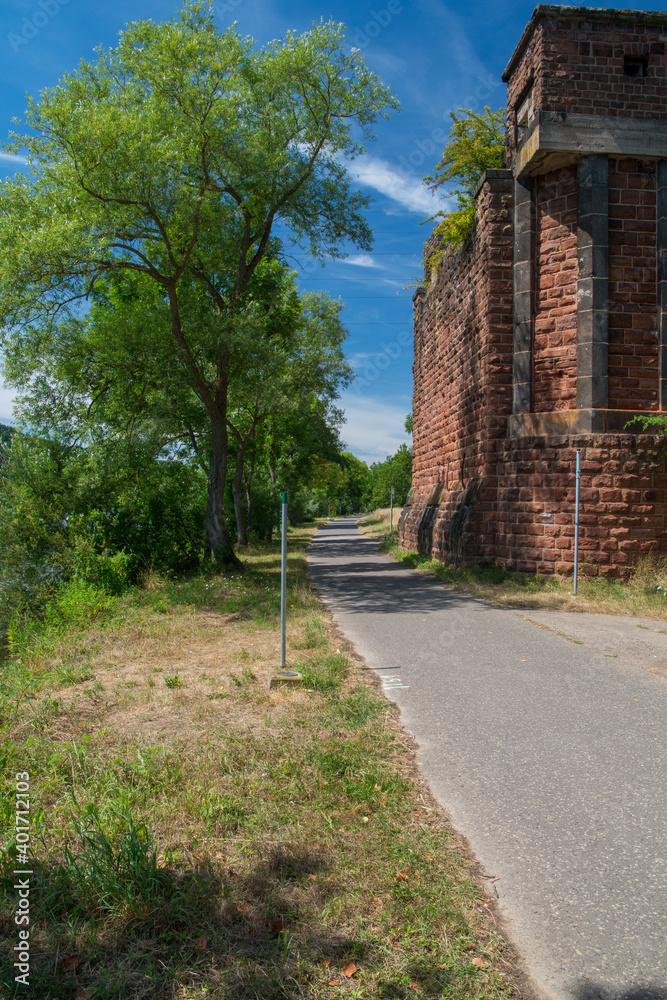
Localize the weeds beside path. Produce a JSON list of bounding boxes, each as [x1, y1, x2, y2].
[[359, 509, 667, 620], [1, 522, 523, 999]]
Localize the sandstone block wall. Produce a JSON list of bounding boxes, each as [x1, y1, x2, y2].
[[400, 7, 667, 578], [496, 434, 667, 576], [402, 171, 514, 564]]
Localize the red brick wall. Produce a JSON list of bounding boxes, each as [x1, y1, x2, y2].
[[534, 166, 578, 411], [403, 12, 667, 579], [496, 434, 667, 577], [608, 157, 659, 410], [403, 172, 514, 562], [538, 19, 667, 118], [506, 15, 667, 163]]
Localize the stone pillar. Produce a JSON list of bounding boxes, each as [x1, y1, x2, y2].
[[513, 176, 533, 412], [658, 159, 667, 409], [577, 154, 608, 409]]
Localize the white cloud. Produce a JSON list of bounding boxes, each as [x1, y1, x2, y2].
[[347, 154, 440, 215], [0, 152, 28, 165], [339, 393, 411, 465], [341, 254, 381, 269]]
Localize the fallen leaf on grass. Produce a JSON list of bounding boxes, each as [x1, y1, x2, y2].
[[270, 917, 284, 934], [342, 961, 357, 978], [195, 934, 207, 951], [323, 959, 331, 968], [60, 955, 84, 973], [410, 985, 421, 992], [328, 979, 340, 986], [306, 873, 317, 881], [472, 957, 490, 969], [237, 904, 252, 914]]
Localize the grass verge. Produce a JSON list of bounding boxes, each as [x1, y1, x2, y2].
[[1, 522, 524, 999], [358, 509, 667, 620]]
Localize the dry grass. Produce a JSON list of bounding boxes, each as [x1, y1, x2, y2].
[[358, 512, 667, 620], [0, 524, 527, 1000], [362, 507, 404, 536]]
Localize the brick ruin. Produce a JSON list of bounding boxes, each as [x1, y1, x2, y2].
[[399, 4, 667, 577]]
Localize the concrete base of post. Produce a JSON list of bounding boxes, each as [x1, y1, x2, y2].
[[269, 669, 303, 690]]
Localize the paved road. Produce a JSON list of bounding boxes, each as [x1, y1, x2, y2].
[[307, 518, 667, 1000]]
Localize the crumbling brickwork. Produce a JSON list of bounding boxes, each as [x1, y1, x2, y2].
[[400, 5, 667, 577]]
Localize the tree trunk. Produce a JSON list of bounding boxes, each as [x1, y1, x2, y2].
[[231, 444, 248, 547], [166, 285, 241, 571], [207, 415, 242, 569], [245, 438, 257, 533]]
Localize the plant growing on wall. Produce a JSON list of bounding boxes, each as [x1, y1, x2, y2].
[[423, 106, 505, 257]]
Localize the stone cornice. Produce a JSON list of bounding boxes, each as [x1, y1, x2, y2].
[[513, 111, 667, 176], [507, 409, 660, 437]]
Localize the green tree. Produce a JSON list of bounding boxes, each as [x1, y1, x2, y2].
[[227, 290, 353, 545], [0, 423, 13, 466], [367, 442, 412, 508], [0, 2, 397, 567], [424, 106, 505, 252]]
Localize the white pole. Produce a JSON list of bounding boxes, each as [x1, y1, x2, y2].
[[573, 450, 581, 595], [280, 491, 287, 667]]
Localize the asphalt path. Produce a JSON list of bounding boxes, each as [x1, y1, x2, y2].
[[307, 517, 667, 1000]]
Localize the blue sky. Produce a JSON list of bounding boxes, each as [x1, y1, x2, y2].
[[2, 0, 665, 463]]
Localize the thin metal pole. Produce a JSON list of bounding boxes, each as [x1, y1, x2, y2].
[[573, 449, 581, 595], [280, 491, 287, 667]]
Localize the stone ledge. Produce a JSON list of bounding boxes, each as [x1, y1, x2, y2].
[[473, 167, 514, 199], [507, 408, 660, 437], [514, 112, 667, 177]]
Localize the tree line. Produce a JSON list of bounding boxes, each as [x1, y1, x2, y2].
[[0, 3, 415, 641]]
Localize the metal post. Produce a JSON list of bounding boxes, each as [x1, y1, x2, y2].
[[280, 491, 287, 667], [269, 490, 302, 689], [573, 450, 581, 595], [390, 485, 395, 534]]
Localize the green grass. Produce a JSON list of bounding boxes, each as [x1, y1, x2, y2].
[[0, 522, 518, 999]]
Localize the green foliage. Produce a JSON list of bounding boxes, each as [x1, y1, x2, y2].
[[626, 414, 667, 434], [366, 442, 412, 508], [41, 810, 170, 919], [164, 674, 185, 689], [0, 430, 208, 649], [0, 423, 13, 465], [0, 3, 397, 565], [424, 106, 505, 252]]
